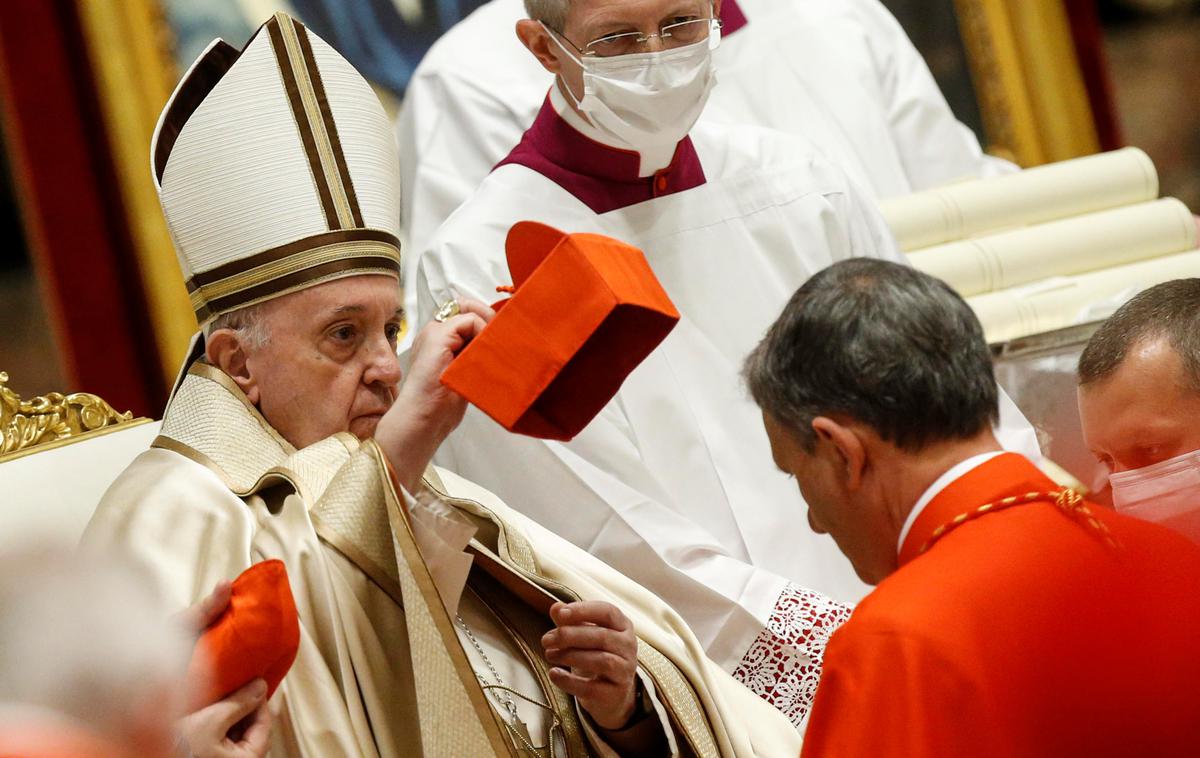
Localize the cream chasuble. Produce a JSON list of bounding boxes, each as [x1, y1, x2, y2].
[[83, 363, 801, 757]]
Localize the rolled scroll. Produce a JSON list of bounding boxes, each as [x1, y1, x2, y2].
[[882, 147, 1158, 251], [967, 250, 1200, 343], [908, 198, 1197, 296]]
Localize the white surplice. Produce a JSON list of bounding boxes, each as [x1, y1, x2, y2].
[[415, 87, 1041, 727], [397, 0, 1015, 325], [416, 92, 873, 726]]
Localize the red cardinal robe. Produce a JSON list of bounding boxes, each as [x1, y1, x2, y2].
[[801, 452, 1200, 757]]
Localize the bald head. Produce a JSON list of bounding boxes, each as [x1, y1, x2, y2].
[[1077, 279, 1200, 473]]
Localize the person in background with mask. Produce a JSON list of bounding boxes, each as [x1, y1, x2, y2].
[[415, 0, 1041, 728], [1077, 278, 1200, 544], [745, 259, 1200, 757], [397, 0, 1014, 314]]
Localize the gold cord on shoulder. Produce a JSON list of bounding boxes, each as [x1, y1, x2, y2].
[[919, 488, 1121, 555]]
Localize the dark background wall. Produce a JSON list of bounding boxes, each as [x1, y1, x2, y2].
[[0, 0, 1196, 404], [882, 0, 988, 144]]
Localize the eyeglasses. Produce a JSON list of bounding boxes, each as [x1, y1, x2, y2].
[[562, 16, 721, 58]]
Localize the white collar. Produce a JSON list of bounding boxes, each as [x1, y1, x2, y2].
[[896, 451, 1005, 556], [548, 83, 677, 177]]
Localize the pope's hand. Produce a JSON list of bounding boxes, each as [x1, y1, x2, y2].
[[376, 298, 494, 492], [541, 601, 640, 731], [177, 583, 273, 758]]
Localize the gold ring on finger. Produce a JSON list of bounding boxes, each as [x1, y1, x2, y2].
[[434, 299, 461, 323]]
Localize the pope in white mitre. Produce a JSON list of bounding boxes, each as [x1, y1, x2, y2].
[[82, 13, 799, 757]]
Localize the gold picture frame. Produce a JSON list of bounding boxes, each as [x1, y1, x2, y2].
[[954, 0, 1100, 166], [74, 0, 196, 387]]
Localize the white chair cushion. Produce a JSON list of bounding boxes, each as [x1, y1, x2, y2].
[[1, 421, 161, 549]]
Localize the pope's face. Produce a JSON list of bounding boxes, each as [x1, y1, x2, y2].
[[1078, 337, 1200, 475], [762, 412, 892, 585], [240, 275, 404, 449]]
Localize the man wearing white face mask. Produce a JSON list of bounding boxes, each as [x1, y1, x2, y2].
[[415, 0, 1041, 729], [1078, 278, 1200, 544], [540, 8, 717, 174], [397, 0, 1014, 312]]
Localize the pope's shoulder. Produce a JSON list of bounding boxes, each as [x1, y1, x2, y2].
[[100, 447, 230, 503], [85, 447, 247, 540]]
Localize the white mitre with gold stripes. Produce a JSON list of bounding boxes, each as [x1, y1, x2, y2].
[[152, 12, 401, 325]]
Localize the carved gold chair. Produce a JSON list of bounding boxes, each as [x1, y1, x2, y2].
[[0, 372, 159, 548]]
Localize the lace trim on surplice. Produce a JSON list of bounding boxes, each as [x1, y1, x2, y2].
[[732, 584, 852, 729]]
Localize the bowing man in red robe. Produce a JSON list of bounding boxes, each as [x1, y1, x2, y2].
[[743, 259, 1200, 757]]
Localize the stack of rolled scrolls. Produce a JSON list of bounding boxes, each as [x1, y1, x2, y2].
[[881, 147, 1199, 344]]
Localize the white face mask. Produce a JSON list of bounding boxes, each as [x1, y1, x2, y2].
[[1109, 448, 1200, 543], [545, 22, 719, 158]]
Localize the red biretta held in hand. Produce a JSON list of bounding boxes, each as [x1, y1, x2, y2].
[[186, 559, 300, 710], [441, 221, 680, 441]]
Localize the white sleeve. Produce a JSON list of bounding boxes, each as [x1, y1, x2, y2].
[[416, 181, 856, 729], [418, 228, 787, 666], [828, 164, 910, 266], [397, 70, 541, 341], [851, 0, 1011, 190], [438, 400, 788, 670]]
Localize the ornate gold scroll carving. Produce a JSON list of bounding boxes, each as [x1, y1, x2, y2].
[[0, 372, 141, 460]]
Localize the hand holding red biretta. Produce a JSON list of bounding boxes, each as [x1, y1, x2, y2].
[[186, 559, 301, 710], [440, 222, 679, 441]]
